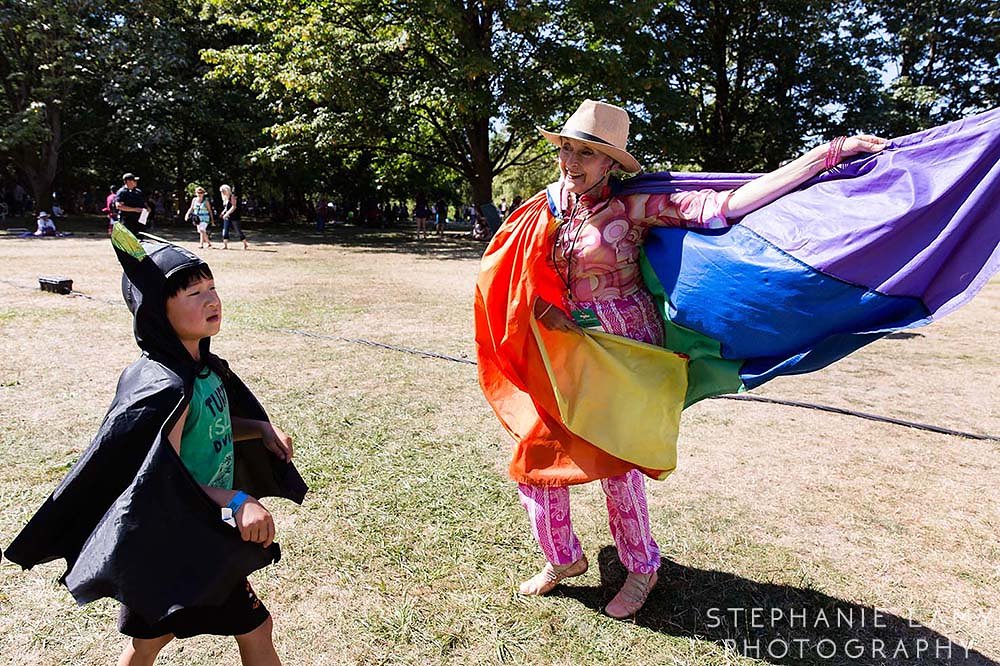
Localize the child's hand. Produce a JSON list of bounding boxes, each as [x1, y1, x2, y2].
[[260, 423, 294, 461], [235, 497, 276, 548]]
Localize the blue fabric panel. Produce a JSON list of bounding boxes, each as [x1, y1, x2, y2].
[[643, 224, 931, 387], [738, 328, 915, 389]]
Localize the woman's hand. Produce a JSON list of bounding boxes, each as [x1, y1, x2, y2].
[[235, 497, 275, 547], [534, 297, 579, 332], [839, 134, 889, 161], [260, 422, 294, 461]]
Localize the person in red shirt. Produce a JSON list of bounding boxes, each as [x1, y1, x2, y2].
[[102, 186, 118, 235]]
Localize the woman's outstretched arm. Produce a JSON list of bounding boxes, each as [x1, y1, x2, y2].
[[725, 135, 887, 219]]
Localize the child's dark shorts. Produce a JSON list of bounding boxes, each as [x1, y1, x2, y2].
[[118, 579, 269, 639]]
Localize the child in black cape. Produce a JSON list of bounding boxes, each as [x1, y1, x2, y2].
[[5, 224, 308, 665]]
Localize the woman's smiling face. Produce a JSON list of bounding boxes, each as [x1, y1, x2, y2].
[[558, 137, 615, 195]]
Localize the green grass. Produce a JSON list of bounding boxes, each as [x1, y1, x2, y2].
[[0, 229, 998, 665]]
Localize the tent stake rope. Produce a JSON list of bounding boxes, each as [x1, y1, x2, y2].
[[2, 279, 996, 442], [262, 328, 999, 442]]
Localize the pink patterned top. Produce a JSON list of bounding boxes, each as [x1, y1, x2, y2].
[[551, 186, 735, 302]]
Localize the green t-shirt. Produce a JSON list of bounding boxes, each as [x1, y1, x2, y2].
[[180, 367, 234, 490]]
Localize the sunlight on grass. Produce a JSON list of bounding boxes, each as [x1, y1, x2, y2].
[[1, 230, 997, 665]]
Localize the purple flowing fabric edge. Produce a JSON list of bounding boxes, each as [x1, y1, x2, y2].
[[616, 107, 1000, 318]]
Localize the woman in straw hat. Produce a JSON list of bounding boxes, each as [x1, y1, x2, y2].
[[475, 99, 889, 618]]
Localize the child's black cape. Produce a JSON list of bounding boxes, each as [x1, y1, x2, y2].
[[5, 225, 308, 624]]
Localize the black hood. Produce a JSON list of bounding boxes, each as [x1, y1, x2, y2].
[[112, 223, 211, 374]]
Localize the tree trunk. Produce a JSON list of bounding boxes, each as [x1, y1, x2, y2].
[[460, 4, 494, 206], [174, 153, 187, 222], [467, 116, 494, 205], [704, 0, 732, 170], [19, 104, 62, 214], [468, 168, 493, 208], [24, 170, 47, 215]]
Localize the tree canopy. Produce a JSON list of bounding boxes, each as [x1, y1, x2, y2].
[[1, 0, 997, 216]]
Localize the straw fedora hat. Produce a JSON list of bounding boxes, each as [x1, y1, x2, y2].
[[538, 99, 642, 174]]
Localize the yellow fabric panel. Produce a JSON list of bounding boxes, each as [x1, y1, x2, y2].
[[530, 317, 688, 477]]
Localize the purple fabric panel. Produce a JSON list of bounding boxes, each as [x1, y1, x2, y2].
[[617, 171, 758, 191], [615, 107, 1000, 316], [740, 107, 1000, 313], [614, 159, 872, 194]]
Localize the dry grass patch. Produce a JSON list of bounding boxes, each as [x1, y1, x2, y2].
[[0, 228, 997, 665]]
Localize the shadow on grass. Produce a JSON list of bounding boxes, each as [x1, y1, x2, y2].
[[553, 546, 995, 665], [2, 217, 489, 260], [885, 332, 925, 340], [286, 226, 488, 260]]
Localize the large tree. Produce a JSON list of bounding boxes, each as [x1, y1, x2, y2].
[[0, 0, 119, 208], [204, 0, 595, 205], [7, 0, 992, 218], [205, 0, 905, 200], [101, 0, 268, 216], [871, 0, 1000, 135], [573, 0, 886, 171]]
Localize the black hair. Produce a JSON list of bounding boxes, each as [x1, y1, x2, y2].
[[164, 263, 214, 299]]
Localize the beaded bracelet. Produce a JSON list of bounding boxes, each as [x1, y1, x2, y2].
[[825, 136, 847, 170]]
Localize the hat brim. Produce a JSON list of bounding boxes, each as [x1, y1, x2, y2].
[[538, 127, 642, 174]]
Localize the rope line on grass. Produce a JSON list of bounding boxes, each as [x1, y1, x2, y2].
[[2, 278, 997, 442], [264, 327, 1000, 442], [266, 327, 477, 365], [68, 290, 119, 305], [714, 394, 1000, 441]]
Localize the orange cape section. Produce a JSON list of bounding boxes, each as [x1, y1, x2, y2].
[[474, 191, 686, 486]]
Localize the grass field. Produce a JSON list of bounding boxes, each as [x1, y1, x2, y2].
[[0, 221, 998, 665]]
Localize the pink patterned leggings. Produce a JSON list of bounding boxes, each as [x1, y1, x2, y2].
[[517, 469, 660, 575]]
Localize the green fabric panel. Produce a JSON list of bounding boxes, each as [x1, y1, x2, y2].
[[639, 250, 745, 406]]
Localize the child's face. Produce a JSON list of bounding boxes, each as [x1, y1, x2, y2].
[[165, 277, 222, 342]]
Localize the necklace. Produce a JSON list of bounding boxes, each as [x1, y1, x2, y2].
[[552, 200, 586, 299], [551, 177, 610, 300]]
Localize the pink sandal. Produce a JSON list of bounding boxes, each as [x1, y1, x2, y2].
[[518, 555, 589, 596], [604, 570, 658, 619]]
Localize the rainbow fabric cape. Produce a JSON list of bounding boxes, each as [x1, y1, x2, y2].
[[476, 108, 999, 484], [634, 108, 1000, 406]]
